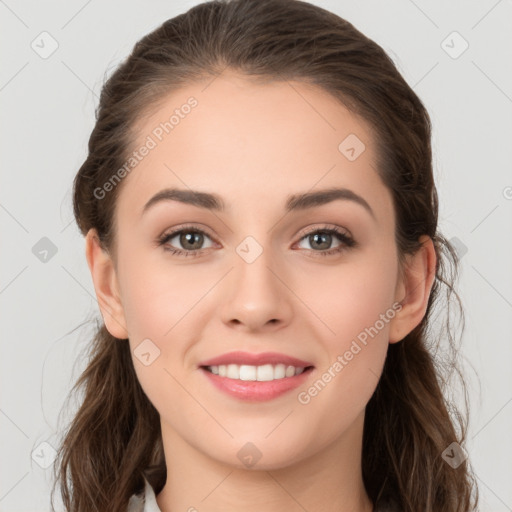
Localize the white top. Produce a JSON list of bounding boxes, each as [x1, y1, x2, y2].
[[127, 477, 161, 512]]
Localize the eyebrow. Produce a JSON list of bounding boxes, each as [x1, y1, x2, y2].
[[141, 187, 375, 220]]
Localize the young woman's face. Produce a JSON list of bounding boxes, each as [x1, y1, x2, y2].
[[107, 72, 405, 469]]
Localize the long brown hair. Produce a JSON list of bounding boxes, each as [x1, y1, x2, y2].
[[52, 0, 479, 510]]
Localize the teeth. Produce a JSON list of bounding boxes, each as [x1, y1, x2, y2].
[[207, 363, 307, 381]]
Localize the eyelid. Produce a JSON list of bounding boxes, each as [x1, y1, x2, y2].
[[159, 222, 217, 241], [296, 223, 353, 240]]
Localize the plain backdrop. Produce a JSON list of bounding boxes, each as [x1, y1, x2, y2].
[[1, 0, 511, 510]]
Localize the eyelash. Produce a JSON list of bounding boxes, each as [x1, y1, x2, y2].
[[156, 223, 357, 258]]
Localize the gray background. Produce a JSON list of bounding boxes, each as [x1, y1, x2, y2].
[[1, 0, 511, 510]]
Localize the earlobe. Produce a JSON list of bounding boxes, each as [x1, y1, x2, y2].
[[85, 229, 129, 340], [389, 235, 437, 344]]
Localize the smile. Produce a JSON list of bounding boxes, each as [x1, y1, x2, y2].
[[200, 365, 315, 401]]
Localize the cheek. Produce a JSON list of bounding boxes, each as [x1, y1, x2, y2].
[[117, 245, 209, 340], [296, 277, 394, 441], [296, 248, 397, 406], [304, 247, 398, 344], [119, 252, 205, 416]]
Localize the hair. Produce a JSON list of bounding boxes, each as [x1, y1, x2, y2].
[[52, 0, 479, 510]]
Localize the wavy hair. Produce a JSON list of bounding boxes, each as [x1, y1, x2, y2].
[[52, 0, 479, 510]]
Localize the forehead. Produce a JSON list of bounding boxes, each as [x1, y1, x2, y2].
[[117, 71, 391, 223]]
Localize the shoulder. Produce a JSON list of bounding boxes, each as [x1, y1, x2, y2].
[[127, 477, 162, 512]]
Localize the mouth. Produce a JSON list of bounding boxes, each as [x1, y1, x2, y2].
[[199, 364, 315, 402], [200, 363, 315, 381]]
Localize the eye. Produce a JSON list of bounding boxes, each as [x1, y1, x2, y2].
[[156, 225, 215, 257], [295, 225, 356, 257], [156, 223, 357, 258]]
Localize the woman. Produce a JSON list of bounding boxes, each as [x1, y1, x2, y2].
[[52, 0, 478, 511]]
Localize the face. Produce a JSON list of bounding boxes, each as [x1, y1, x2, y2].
[[93, 71, 410, 470]]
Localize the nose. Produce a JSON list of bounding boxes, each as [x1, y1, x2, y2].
[[219, 243, 294, 332]]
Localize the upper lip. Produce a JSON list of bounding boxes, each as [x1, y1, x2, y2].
[[198, 351, 314, 368]]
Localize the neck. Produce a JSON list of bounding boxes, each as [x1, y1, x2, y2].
[[156, 411, 373, 512]]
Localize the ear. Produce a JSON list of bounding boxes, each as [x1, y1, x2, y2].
[[389, 235, 437, 344], [85, 228, 129, 340]]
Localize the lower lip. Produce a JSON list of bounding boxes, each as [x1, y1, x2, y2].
[[200, 367, 314, 402]]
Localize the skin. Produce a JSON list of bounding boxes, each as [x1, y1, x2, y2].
[[85, 70, 436, 512]]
